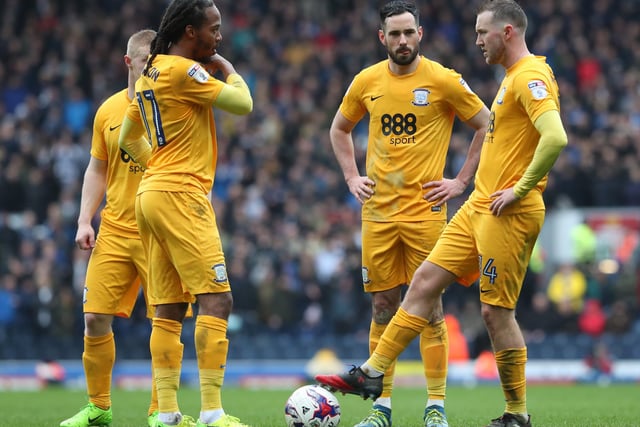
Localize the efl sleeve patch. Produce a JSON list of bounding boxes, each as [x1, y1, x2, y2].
[[527, 80, 548, 100], [459, 78, 474, 93], [187, 63, 210, 84]]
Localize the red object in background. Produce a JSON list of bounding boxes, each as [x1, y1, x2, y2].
[[579, 299, 606, 337]]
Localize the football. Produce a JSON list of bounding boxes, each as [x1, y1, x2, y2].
[[284, 385, 341, 427]]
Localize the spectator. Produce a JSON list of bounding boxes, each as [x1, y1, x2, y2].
[[547, 263, 588, 314], [578, 299, 606, 337]]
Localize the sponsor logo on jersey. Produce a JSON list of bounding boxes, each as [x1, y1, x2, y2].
[[412, 88, 430, 106], [527, 80, 548, 100]]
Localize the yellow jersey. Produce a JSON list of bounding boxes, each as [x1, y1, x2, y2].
[[469, 55, 560, 214], [339, 56, 485, 222], [125, 54, 225, 195], [91, 88, 144, 238]]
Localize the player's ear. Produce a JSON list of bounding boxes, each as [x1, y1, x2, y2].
[[124, 54, 132, 68], [378, 28, 385, 45]]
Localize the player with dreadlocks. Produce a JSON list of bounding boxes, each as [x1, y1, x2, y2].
[[119, 1, 253, 426]]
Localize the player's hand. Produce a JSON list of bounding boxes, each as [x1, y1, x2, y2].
[[346, 176, 375, 204], [202, 53, 234, 78], [75, 224, 96, 250], [422, 178, 465, 206], [489, 187, 519, 216]]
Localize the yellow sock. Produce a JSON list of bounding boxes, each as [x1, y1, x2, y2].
[[495, 348, 528, 415], [420, 319, 448, 401], [151, 318, 184, 414], [149, 364, 158, 416], [83, 333, 115, 410], [368, 308, 427, 373], [369, 321, 395, 399], [195, 315, 229, 411]]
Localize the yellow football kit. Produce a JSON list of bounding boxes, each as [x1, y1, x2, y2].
[[429, 55, 562, 308], [124, 54, 242, 304], [339, 56, 485, 291], [83, 89, 150, 317]]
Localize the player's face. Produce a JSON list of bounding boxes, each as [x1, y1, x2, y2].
[[130, 46, 151, 78], [193, 5, 223, 63], [379, 12, 422, 66], [475, 11, 505, 65]]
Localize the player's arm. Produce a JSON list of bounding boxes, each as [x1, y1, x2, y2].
[[423, 106, 490, 205], [213, 74, 253, 115], [118, 115, 151, 167], [489, 109, 568, 215], [330, 110, 374, 204], [204, 53, 253, 115], [455, 106, 490, 187], [513, 109, 568, 198], [75, 156, 107, 250]]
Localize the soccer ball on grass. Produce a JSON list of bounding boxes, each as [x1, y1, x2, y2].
[[284, 385, 341, 427]]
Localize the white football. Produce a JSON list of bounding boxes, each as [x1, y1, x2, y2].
[[284, 385, 341, 427]]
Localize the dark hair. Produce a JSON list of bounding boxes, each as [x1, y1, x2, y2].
[[143, 0, 214, 76], [477, 0, 527, 32], [379, 1, 419, 29]]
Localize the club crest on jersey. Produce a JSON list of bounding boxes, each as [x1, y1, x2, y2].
[[412, 88, 430, 106], [187, 63, 210, 83], [496, 86, 507, 105], [362, 267, 371, 284], [527, 80, 548, 100], [212, 263, 228, 283]]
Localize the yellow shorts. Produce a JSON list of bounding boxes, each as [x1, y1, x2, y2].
[[83, 228, 151, 318], [362, 220, 446, 293], [428, 202, 544, 309], [135, 191, 230, 305]]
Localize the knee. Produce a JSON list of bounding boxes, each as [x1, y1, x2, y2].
[[407, 265, 441, 300], [371, 290, 401, 323], [480, 304, 493, 326], [197, 292, 233, 319], [84, 313, 112, 336], [480, 304, 510, 333]]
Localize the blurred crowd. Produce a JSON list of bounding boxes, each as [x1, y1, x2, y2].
[[0, 0, 639, 360]]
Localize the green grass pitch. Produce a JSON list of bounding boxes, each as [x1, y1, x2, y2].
[[0, 384, 638, 426]]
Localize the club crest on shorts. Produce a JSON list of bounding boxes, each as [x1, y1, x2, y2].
[[212, 263, 228, 283], [362, 266, 371, 284]]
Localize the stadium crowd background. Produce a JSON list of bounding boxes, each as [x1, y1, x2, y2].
[[0, 0, 639, 363]]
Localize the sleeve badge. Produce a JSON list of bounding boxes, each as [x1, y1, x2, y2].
[[187, 63, 210, 84], [527, 80, 548, 100]]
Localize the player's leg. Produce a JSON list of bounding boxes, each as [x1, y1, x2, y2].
[[131, 238, 162, 426], [164, 192, 248, 427], [317, 204, 479, 412], [317, 261, 457, 402], [401, 220, 451, 427], [61, 230, 139, 427], [475, 210, 544, 427], [137, 191, 194, 427], [354, 221, 403, 427]]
